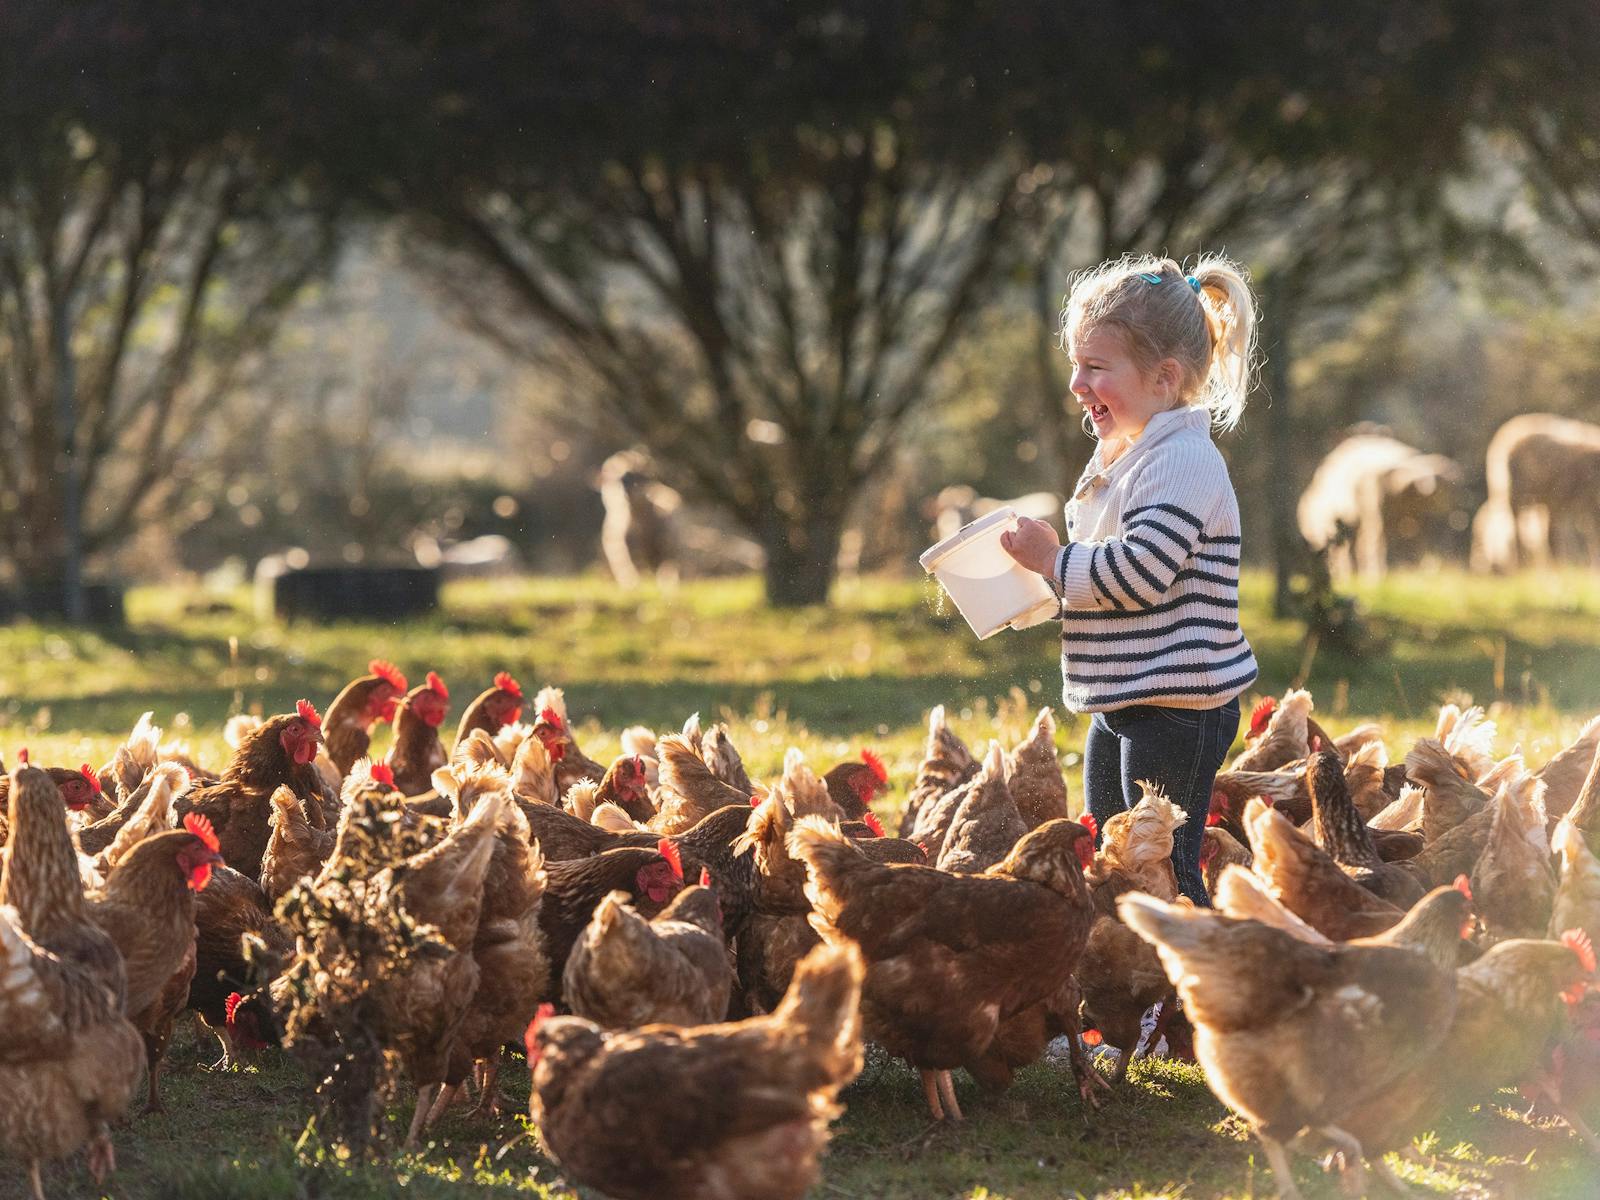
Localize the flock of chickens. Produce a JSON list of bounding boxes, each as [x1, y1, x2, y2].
[[1, 658, 1598, 1200]]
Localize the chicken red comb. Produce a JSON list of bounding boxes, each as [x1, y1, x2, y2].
[[750, 793, 763, 807], [1453, 875, 1473, 902], [369, 659, 407, 692], [494, 671, 523, 698], [916, 840, 929, 856], [1310, 734, 1324, 753], [525, 1002, 557, 1060], [1206, 811, 1224, 827], [1248, 696, 1276, 737], [861, 748, 887, 784], [369, 763, 395, 788], [426, 671, 449, 700], [657, 837, 683, 880], [184, 812, 221, 854], [80, 764, 102, 794], [1081, 1028, 1103, 1047], [296, 699, 322, 728], [539, 706, 565, 732], [225, 992, 245, 1025], [17, 748, 27, 764], [1079, 813, 1099, 840], [1564, 929, 1597, 976], [862, 812, 885, 837], [699, 867, 712, 888]]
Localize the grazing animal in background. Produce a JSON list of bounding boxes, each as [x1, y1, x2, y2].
[[1472, 412, 1600, 572], [597, 449, 682, 588], [1297, 432, 1464, 581]]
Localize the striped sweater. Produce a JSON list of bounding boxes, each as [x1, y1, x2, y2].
[[1045, 405, 1257, 713]]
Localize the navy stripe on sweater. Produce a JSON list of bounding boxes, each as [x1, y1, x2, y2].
[[1067, 645, 1258, 686], [1072, 666, 1260, 709]]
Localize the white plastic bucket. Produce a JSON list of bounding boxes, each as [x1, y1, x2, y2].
[[919, 506, 1059, 640]]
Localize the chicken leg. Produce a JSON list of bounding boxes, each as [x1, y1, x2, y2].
[[920, 1069, 945, 1121], [405, 1083, 439, 1148], [935, 1070, 964, 1122], [1258, 1134, 1305, 1200]]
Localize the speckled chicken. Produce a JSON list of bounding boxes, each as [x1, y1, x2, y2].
[[897, 704, 979, 838]]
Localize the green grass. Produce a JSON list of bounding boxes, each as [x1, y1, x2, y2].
[[2, 567, 1599, 1199]]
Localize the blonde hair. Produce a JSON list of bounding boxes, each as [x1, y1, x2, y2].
[[1061, 253, 1259, 432]]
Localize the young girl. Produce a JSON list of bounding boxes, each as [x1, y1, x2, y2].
[[1000, 253, 1258, 905]]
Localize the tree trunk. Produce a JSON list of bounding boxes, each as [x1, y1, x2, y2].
[[1262, 277, 1297, 619], [758, 509, 845, 608]]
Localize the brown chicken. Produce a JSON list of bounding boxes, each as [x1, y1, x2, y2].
[[649, 734, 753, 833], [1231, 688, 1318, 771], [822, 750, 889, 821], [1007, 708, 1072, 829], [1332, 934, 1595, 1180], [1552, 815, 1600, 944], [1306, 750, 1424, 908], [936, 742, 1027, 874], [594, 754, 654, 823], [454, 670, 526, 748], [1538, 714, 1600, 823], [259, 784, 336, 904], [1201, 819, 1253, 900], [530, 687, 609, 793], [1399, 800, 1496, 891], [1244, 799, 1402, 939], [1119, 891, 1462, 1200], [792, 816, 1095, 1120], [84, 762, 190, 872], [1564, 738, 1600, 856], [897, 704, 979, 837], [540, 842, 686, 991], [189, 863, 287, 1068], [528, 940, 864, 1200], [1208, 768, 1308, 839], [1076, 796, 1185, 1084], [322, 660, 408, 777], [0, 762, 103, 846], [86, 814, 225, 1113], [564, 876, 732, 1028], [701, 721, 756, 795], [386, 672, 452, 796], [173, 700, 325, 881], [1471, 771, 1556, 941], [0, 766, 144, 1198], [432, 782, 549, 1123], [1405, 736, 1490, 843], [93, 711, 163, 805]]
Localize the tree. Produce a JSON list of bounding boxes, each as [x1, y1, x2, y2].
[[0, 2, 339, 617]]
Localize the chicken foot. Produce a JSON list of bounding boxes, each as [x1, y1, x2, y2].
[[424, 1081, 465, 1129], [405, 1083, 439, 1148], [920, 1070, 945, 1121], [86, 1125, 117, 1186], [1257, 1135, 1306, 1200], [27, 1161, 44, 1200], [1315, 1125, 1370, 1199], [470, 1054, 503, 1119]]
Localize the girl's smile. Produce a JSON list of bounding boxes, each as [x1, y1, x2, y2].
[[1067, 326, 1180, 443]]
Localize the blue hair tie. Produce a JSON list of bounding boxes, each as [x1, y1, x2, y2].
[[1186, 275, 1201, 294], [1137, 272, 1162, 284]]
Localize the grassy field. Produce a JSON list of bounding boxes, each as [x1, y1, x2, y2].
[[3, 567, 1599, 1199]]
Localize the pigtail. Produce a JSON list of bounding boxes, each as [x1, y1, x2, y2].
[[1188, 254, 1258, 433]]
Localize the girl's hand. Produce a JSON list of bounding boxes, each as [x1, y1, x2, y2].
[[1000, 517, 1061, 576]]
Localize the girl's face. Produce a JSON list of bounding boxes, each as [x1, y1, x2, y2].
[[1067, 325, 1180, 443]]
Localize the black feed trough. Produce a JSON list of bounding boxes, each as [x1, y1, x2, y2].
[[269, 565, 441, 623], [0, 579, 126, 625]]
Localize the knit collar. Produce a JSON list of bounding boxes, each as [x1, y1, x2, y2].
[[1075, 405, 1210, 499]]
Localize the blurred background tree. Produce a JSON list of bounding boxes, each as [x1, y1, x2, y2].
[[3, 0, 1598, 616]]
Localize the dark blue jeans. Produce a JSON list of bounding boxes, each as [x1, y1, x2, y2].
[[1083, 697, 1239, 906]]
